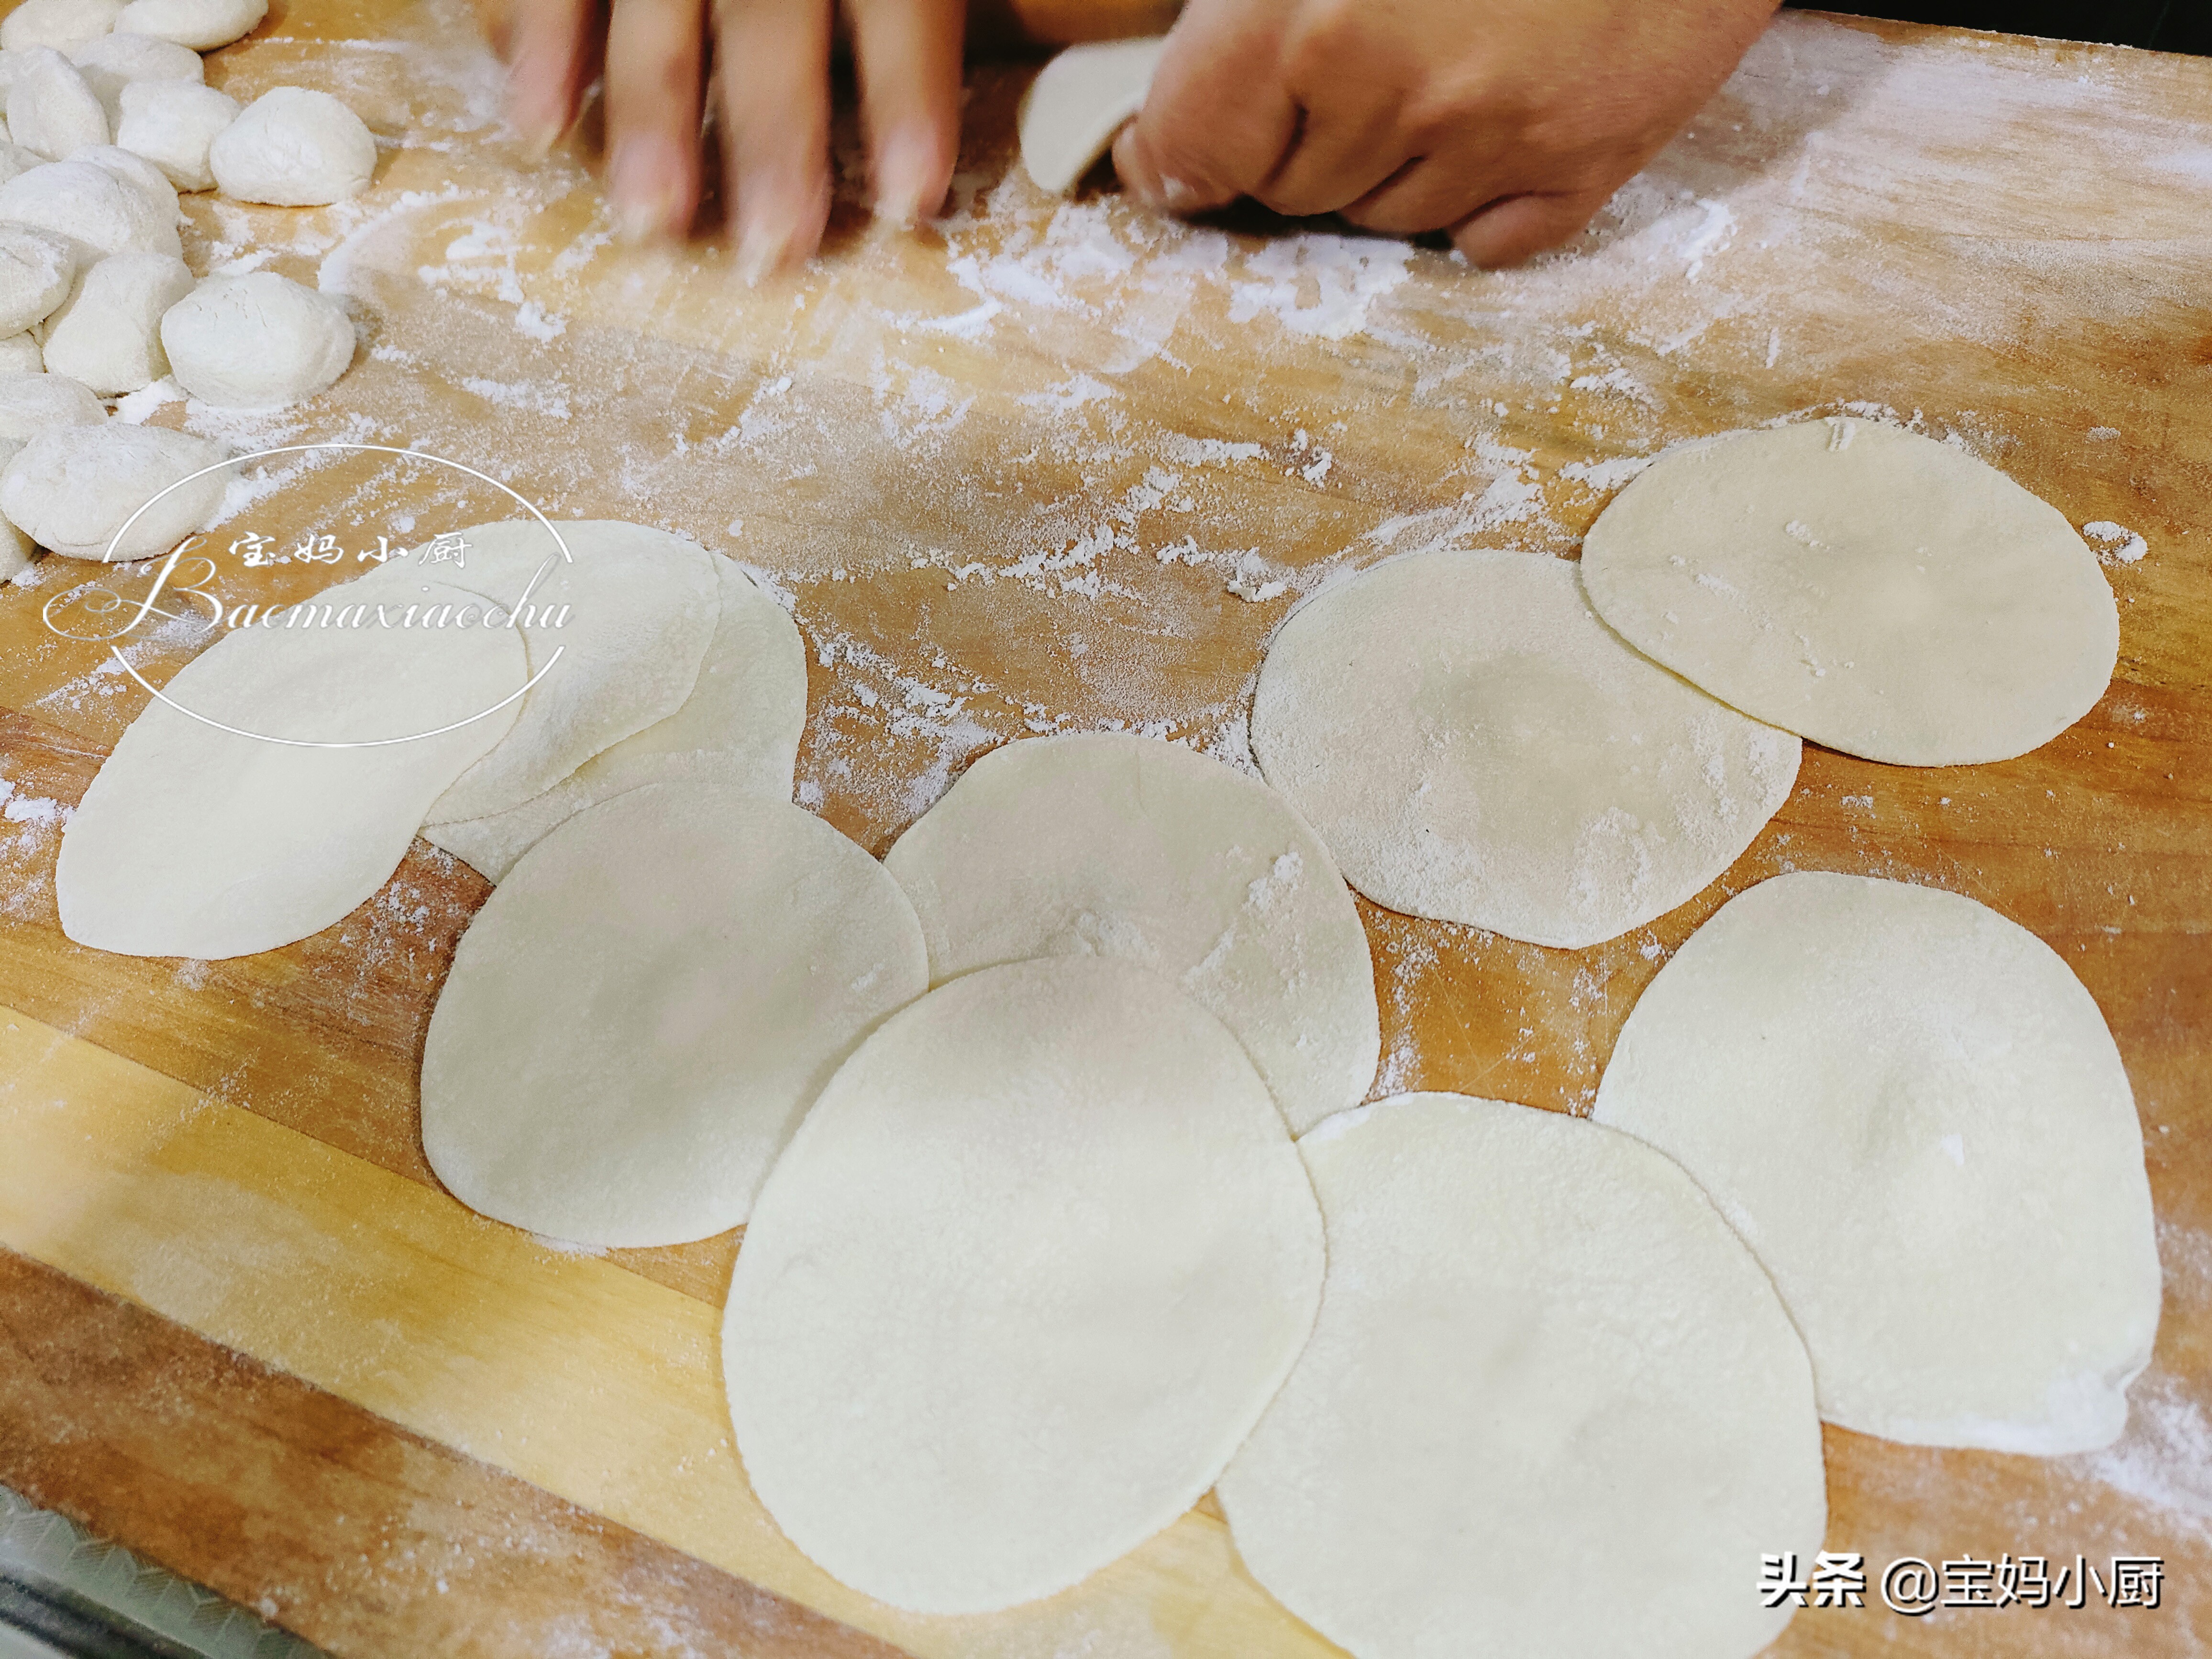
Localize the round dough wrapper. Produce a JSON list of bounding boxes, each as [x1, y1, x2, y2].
[[1251, 549, 1800, 948], [360, 520, 721, 823], [1018, 36, 1164, 194], [725, 957, 1325, 1614], [0, 335, 39, 375], [1580, 419, 2118, 765], [424, 557, 806, 882], [1219, 1094, 1825, 1659], [885, 731, 1379, 1134], [1592, 871, 2161, 1453], [423, 785, 925, 1246], [58, 581, 525, 959]]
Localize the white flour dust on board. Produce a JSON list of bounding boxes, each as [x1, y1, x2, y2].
[[2083, 521, 2150, 566]]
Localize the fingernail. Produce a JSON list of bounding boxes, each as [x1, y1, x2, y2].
[[609, 133, 685, 244], [1158, 175, 1198, 211], [871, 122, 941, 227], [733, 174, 818, 286], [504, 53, 566, 158]]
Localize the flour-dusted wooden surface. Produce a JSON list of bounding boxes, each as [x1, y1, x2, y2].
[[0, 0, 2208, 1654]]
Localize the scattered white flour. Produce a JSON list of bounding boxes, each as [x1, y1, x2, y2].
[[2082, 520, 2149, 565]]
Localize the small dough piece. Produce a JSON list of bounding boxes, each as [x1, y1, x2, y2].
[[5, 47, 108, 160], [0, 222, 73, 334], [75, 141, 177, 217], [160, 270, 354, 407], [1592, 872, 2162, 1454], [363, 520, 721, 822], [424, 785, 927, 1245], [0, 369, 102, 436], [1018, 35, 1164, 194], [208, 86, 374, 205], [1252, 550, 1800, 948], [0, 0, 124, 55], [0, 156, 181, 257], [884, 731, 1379, 1134], [71, 31, 201, 126], [0, 421, 223, 559], [1581, 419, 2119, 765], [39, 249, 190, 394], [726, 957, 1324, 1614], [0, 137, 42, 185], [58, 583, 526, 959], [1219, 1095, 1826, 1659], [0, 513, 31, 580], [114, 77, 235, 189], [425, 558, 805, 881], [0, 332, 40, 372], [113, 0, 267, 52]]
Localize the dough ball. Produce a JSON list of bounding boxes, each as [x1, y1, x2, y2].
[[0, 222, 74, 334], [1252, 549, 1800, 949], [70, 29, 200, 125], [423, 785, 930, 1245], [358, 520, 723, 824], [113, 0, 267, 52], [0, 369, 103, 438], [725, 957, 1324, 1614], [0, 511, 30, 580], [0, 156, 181, 258], [75, 140, 176, 217], [884, 730, 1380, 1134], [0, 137, 42, 185], [0, 332, 41, 372], [0, 0, 125, 55], [1581, 419, 2119, 765], [159, 269, 354, 408], [114, 77, 235, 190], [208, 85, 374, 206], [1219, 1094, 1827, 1659], [424, 557, 807, 881], [1592, 871, 2162, 1454], [40, 249, 190, 394], [57, 579, 526, 960], [0, 420, 226, 559], [1018, 36, 1165, 194], [5, 47, 108, 160]]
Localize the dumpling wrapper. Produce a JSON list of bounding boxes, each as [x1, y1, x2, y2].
[[1018, 36, 1165, 194], [58, 580, 524, 958]]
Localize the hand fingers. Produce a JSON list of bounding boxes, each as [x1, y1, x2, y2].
[[714, 0, 836, 281], [502, 0, 602, 155], [603, 0, 710, 242], [1109, 0, 1296, 215], [1247, 17, 1416, 219], [846, 0, 965, 224], [1447, 187, 1615, 269]]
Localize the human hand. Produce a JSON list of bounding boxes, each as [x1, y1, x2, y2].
[[483, 0, 965, 279], [1109, 0, 1780, 267]]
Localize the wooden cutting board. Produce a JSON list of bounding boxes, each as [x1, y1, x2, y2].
[[0, 1, 2206, 1654]]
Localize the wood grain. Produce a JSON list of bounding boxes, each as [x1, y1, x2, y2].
[[0, 0, 2206, 1654]]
